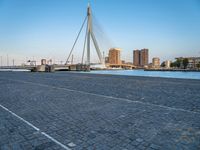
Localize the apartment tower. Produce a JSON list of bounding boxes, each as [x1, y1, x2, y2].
[[108, 48, 121, 65], [133, 49, 149, 67]]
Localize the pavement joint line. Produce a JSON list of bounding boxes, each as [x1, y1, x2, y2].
[[0, 104, 71, 150], [2, 78, 200, 115]]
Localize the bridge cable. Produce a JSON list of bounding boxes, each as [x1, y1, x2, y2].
[[66, 16, 87, 64], [81, 19, 88, 64], [81, 19, 88, 65], [92, 14, 114, 56]]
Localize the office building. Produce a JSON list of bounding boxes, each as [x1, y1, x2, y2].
[[108, 48, 121, 64], [140, 49, 149, 66], [165, 60, 171, 68], [176, 57, 200, 69], [187, 57, 200, 69], [152, 57, 160, 68], [133, 48, 149, 67], [133, 50, 140, 66]]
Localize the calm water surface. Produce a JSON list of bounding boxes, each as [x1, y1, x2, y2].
[[89, 70, 200, 80], [0, 69, 199, 80]]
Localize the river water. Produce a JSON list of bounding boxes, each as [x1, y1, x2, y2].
[[89, 70, 200, 80], [0, 69, 200, 80]]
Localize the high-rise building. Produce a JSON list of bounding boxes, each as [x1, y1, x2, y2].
[[140, 49, 149, 66], [133, 48, 149, 67], [133, 50, 140, 66], [108, 48, 121, 65]]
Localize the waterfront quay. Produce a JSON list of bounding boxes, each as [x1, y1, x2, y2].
[[0, 72, 200, 150]]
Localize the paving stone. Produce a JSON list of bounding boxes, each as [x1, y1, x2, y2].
[[150, 144, 161, 150], [67, 142, 76, 147], [136, 138, 144, 143], [0, 72, 200, 149]]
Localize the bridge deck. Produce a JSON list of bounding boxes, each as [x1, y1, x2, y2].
[[0, 72, 200, 150]]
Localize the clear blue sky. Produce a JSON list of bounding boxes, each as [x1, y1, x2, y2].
[[0, 0, 200, 65]]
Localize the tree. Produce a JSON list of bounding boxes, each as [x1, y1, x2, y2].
[[161, 61, 165, 67], [171, 58, 185, 68], [182, 58, 189, 69], [170, 62, 174, 68], [175, 58, 181, 68], [197, 62, 200, 69], [171, 60, 180, 68]]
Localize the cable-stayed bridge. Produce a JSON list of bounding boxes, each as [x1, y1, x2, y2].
[[66, 3, 106, 71], [1, 3, 136, 72]]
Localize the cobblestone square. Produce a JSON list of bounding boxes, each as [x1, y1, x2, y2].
[[0, 72, 200, 150]]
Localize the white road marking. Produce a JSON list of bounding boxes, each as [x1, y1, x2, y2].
[[0, 104, 71, 150], [1, 78, 200, 115]]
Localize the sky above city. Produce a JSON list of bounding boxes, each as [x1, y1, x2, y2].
[[0, 0, 200, 65]]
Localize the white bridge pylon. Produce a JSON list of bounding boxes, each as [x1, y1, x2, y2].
[[66, 3, 104, 70], [86, 3, 104, 66]]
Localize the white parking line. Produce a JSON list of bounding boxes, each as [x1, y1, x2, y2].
[[0, 104, 71, 150], [2, 78, 200, 115]]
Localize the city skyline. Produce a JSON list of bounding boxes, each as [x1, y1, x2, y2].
[[0, 0, 200, 65]]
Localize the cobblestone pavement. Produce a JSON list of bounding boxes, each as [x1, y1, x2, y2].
[[0, 72, 200, 150]]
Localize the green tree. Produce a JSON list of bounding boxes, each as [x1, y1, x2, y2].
[[170, 63, 173, 68], [183, 58, 189, 69], [197, 62, 200, 69], [161, 61, 165, 67], [171, 58, 183, 68], [175, 58, 181, 68], [170, 62, 175, 68]]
